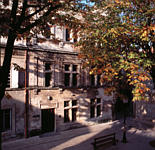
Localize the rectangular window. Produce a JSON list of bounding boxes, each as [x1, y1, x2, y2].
[[45, 63, 51, 70], [19, 71, 25, 88], [90, 99, 95, 105], [72, 73, 77, 87], [66, 29, 70, 41], [72, 65, 77, 72], [72, 100, 77, 106], [64, 64, 78, 87], [64, 100, 78, 123], [45, 73, 51, 87], [90, 98, 102, 118], [64, 101, 69, 107], [90, 105, 95, 118], [97, 75, 101, 86], [97, 105, 101, 117], [90, 75, 95, 86], [45, 25, 51, 39], [65, 64, 70, 71], [6, 70, 10, 88], [90, 99, 95, 118], [64, 109, 70, 122], [72, 108, 77, 122], [74, 38, 77, 43], [97, 98, 101, 104], [0, 109, 11, 132], [44, 62, 52, 87]]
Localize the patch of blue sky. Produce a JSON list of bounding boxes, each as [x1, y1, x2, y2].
[[81, 0, 94, 6]]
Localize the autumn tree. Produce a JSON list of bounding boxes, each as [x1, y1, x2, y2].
[[78, 0, 155, 101]]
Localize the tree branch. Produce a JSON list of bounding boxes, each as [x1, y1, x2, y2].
[[23, 3, 51, 22], [10, 0, 19, 29], [18, 3, 62, 34], [16, 0, 28, 29]]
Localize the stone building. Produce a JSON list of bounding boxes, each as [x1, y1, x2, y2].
[[1, 1, 154, 141], [0, 26, 115, 139]]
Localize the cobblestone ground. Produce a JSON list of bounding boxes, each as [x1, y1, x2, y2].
[[2, 119, 155, 150]]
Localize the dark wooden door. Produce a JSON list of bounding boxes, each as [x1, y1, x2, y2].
[[41, 108, 55, 133]]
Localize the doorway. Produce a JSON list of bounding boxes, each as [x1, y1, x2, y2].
[[113, 98, 134, 120], [41, 108, 55, 133]]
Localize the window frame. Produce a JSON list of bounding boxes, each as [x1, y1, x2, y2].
[[0, 109, 12, 132], [90, 98, 102, 118], [64, 64, 78, 87], [6, 70, 10, 88], [65, 28, 70, 42], [44, 62, 53, 87], [64, 100, 78, 123], [90, 74, 101, 87]]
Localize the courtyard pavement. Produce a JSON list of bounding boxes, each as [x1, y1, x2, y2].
[[2, 118, 155, 150]]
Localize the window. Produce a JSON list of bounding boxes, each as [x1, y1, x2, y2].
[[72, 100, 77, 106], [64, 109, 70, 123], [10, 66, 25, 88], [45, 73, 51, 87], [45, 25, 51, 39], [73, 37, 77, 43], [64, 101, 69, 107], [90, 99, 95, 118], [90, 74, 101, 87], [97, 98, 101, 104], [72, 65, 77, 87], [0, 109, 11, 132], [65, 29, 70, 41], [64, 64, 78, 87], [72, 73, 77, 87], [90, 75, 95, 86], [72, 65, 77, 72], [45, 63, 51, 70], [64, 100, 78, 122], [90, 98, 102, 118], [6, 70, 10, 88], [65, 64, 70, 71], [97, 105, 101, 117], [72, 108, 77, 122], [97, 75, 101, 86], [44, 62, 53, 87], [18, 71, 25, 88]]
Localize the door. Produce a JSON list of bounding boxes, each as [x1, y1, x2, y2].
[[113, 98, 134, 120], [41, 108, 55, 133]]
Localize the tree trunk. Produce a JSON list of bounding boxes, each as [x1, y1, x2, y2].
[[0, 29, 16, 150]]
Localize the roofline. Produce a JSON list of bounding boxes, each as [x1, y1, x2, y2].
[[0, 44, 79, 55]]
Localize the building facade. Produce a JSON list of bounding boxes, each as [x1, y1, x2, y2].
[[0, 26, 115, 140]]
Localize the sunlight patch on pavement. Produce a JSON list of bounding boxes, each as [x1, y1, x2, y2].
[[51, 129, 105, 150]]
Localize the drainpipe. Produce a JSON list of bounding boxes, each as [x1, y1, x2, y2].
[[0, 37, 2, 150], [0, 37, 1, 66], [25, 47, 29, 138]]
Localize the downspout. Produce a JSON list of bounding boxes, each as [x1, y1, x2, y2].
[[0, 37, 1, 66], [0, 36, 2, 150], [25, 48, 29, 138]]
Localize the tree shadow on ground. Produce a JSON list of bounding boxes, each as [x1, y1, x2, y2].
[[62, 118, 155, 150], [2, 117, 155, 150]]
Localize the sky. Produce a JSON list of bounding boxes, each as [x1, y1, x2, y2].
[[81, 0, 94, 6]]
